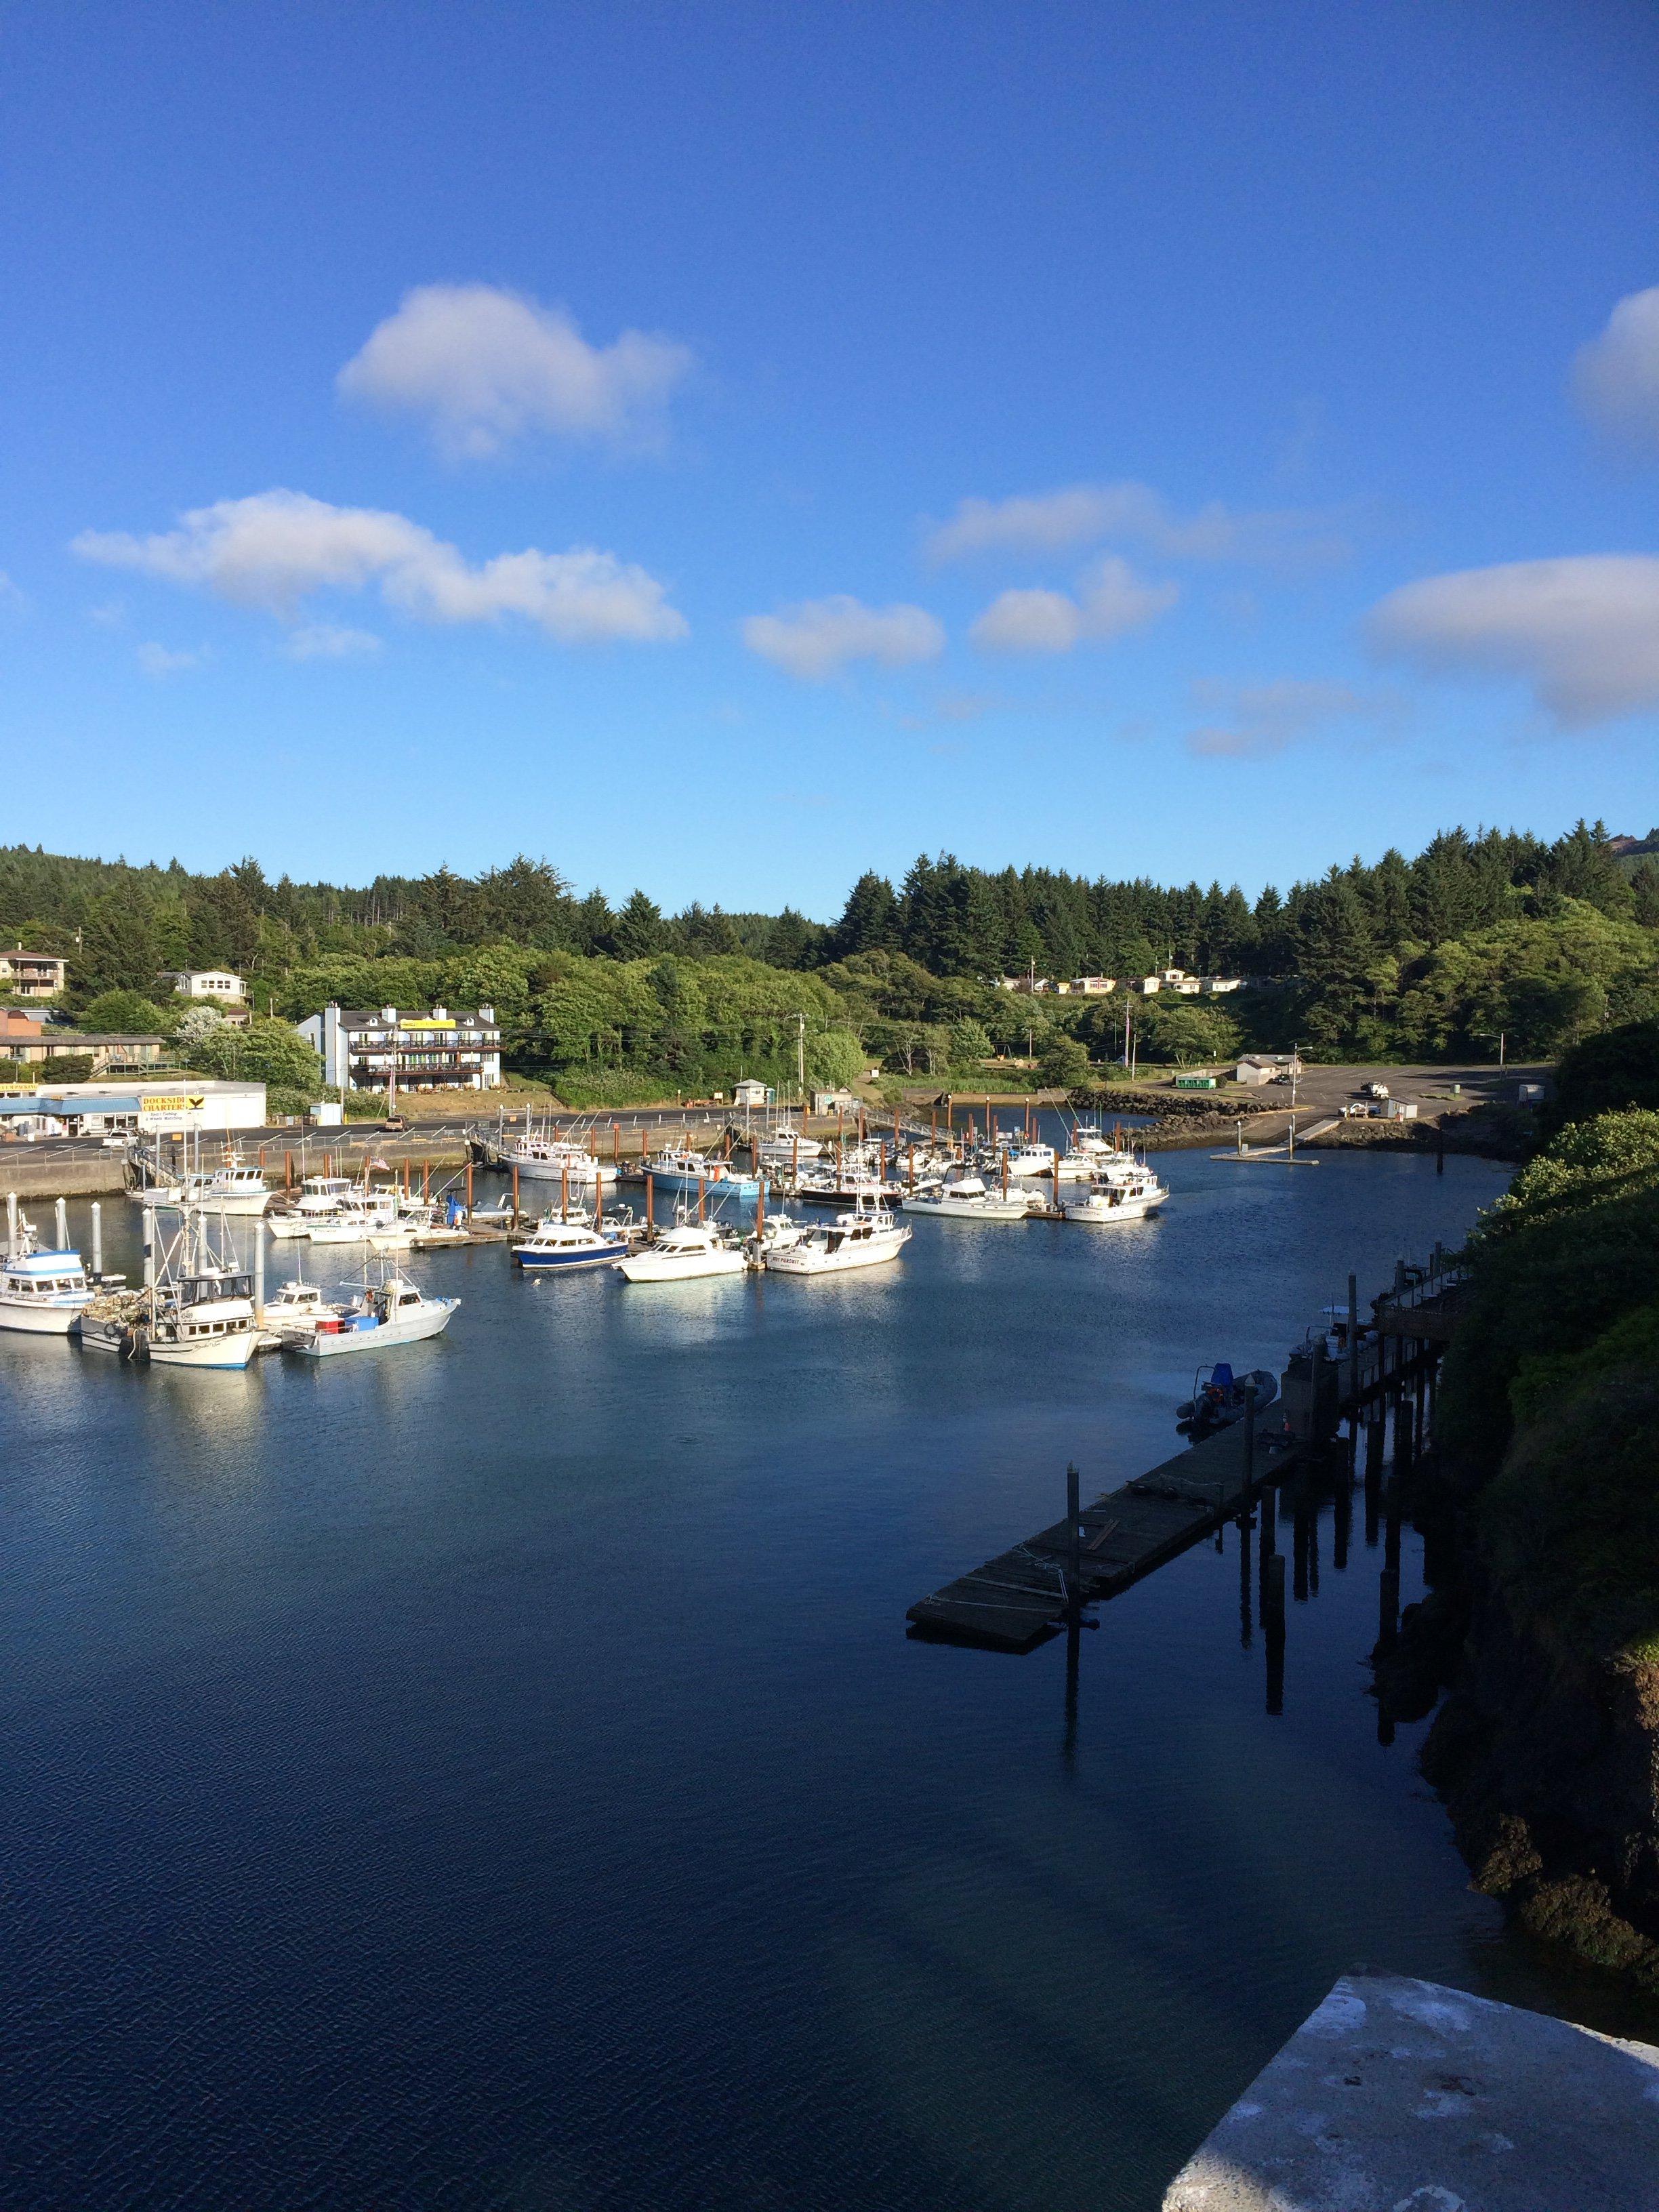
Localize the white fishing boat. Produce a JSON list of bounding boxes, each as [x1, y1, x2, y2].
[[1061, 1155, 1168, 1224], [501, 1125, 619, 1188], [764, 1197, 911, 1274], [306, 1201, 394, 1246], [755, 1122, 824, 1168], [289, 1269, 458, 1356], [146, 1213, 260, 1368], [1000, 1140, 1057, 1178], [901, 1174, 1029, 1221], [511, 1216, 628, 1271], [266, 1174, 367, 1238], [617, 1221, 747, 1284], [0, 1216, 93, 1334], [181, 1154, 272, 1216]]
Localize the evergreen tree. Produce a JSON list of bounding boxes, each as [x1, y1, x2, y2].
[[76, 893, 159, 996], [828, 871, 899, 959], [608, 890, 669, 960]]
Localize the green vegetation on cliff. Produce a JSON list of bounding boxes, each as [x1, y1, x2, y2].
[[1441, 1098, 1659, 1670]]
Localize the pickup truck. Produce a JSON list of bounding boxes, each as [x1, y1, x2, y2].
[[1356, 1080, 1391, 1100]]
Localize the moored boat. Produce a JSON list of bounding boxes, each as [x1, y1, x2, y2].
[[617, 1221, 747, 1284], [290, 1270, 458, 1355], [644, 1147, 761, 1200], [1061, 1155, 1168, 1224], [764, 1197, 911, 1274], [901, 1174, 1029, 1221], [512, 1216, 628, 1271], [0, 1219, 93, 1335]]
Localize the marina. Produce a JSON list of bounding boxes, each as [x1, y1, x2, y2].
[[7, 1144, 1654, 2211]]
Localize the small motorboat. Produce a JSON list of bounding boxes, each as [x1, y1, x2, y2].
[[512, 1216, 628, 1271], [1177, 1361, 1278, 1437], [289, 1271, 458, 1355], [1063, 1157, 1168, 1225], [262, 1275, 349, 1344], [901, 1174, 1028, 1221], [617, 1221, 747, 1284]]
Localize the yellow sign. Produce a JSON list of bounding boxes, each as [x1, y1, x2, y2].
[[140, 1094, 206, 1113]]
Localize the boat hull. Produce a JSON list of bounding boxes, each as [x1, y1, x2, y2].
[[901, 1194, 1028, 1220], [0, 1297, 89, 1334], [647, 1170, 761, 1200], [1062, 1189, 1167, 1223], [513, 1244, 625, 1270], [509, 1155, 619, 1186], [766, 1231, 909, 1273], [617, 1250, 746, 1283], [148, 1329, 260, 1368]]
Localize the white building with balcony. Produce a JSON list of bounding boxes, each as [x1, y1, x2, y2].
[[0, 947, 68, 999], [299, 1003, 503, 1093]]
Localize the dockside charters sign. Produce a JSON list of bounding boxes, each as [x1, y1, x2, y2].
[[139, 1092, 206, 1132]]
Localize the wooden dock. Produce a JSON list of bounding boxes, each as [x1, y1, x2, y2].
[[907, 1419, 1303, 1651]]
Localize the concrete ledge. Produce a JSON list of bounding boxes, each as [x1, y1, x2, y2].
[[1163, 1970, 1659, 2211]]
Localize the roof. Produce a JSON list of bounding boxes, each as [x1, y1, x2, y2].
[[327, 1008, 497, 1027], [49, 1033, 165, 1046], [0, 1094, 143, 1115]]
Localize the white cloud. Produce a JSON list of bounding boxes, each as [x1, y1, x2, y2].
[[0, 571, 28, 617], [969, 556, 1176, 655], [926, 480, 1347, 566], [1368, 555, 1659, 725], [74, 489, 687, 647], [136, 642, 207, 677], [1185, 678, 1376, 759], [742, 594, 944, 681], [1572, 286, 1659, 447], [337, 283, 693, 458], [284, 622, 383, 661]]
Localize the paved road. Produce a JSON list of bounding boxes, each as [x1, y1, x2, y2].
[[4, 1066, 1544, 1168]]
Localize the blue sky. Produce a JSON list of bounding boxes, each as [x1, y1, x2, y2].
[[4, 1, 1658, 917]]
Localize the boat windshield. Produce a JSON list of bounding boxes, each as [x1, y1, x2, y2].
[[180, 1273, 252, 1305]]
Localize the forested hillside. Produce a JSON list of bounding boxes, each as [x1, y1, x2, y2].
[[3, 821, 1656, 1102]]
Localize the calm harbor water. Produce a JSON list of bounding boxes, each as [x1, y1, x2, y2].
[[5, 1141, 1656, 2211]]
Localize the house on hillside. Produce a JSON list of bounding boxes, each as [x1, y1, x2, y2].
[[0, 947, 68, 999]]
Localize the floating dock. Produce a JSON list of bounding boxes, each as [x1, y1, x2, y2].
[[908, 1256, 1464, 1650], [907, 1418, 1302, 1650]]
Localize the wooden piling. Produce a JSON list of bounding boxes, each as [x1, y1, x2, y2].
[[423, 1160, 431, 1201], [1378, 1565, 1399, 1650], [1065, 1462, 1082, 1604], [512, 1163, 520, 1224], [465, 1160, 474, 1222], [697, 1176, 705, 1223]]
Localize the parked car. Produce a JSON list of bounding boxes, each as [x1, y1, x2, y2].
[[1357, 1080, 1391, 1100]]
